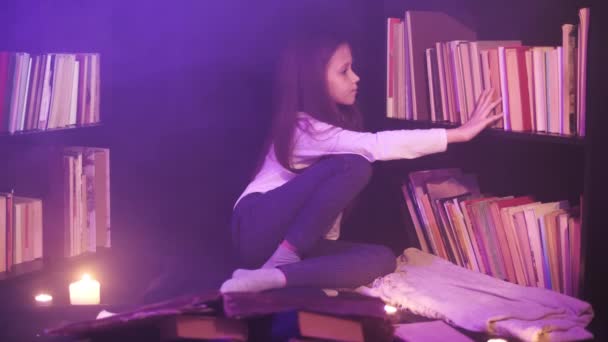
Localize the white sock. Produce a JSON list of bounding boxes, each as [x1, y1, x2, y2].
[[232, 268, 255, 278], [262, 242, 301, 269], [220, 268, 287, 293]]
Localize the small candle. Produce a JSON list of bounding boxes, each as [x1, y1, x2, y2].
[[35, 293, 53, 306], [69, 274, 100, 305], [384, 304, 398, 314]]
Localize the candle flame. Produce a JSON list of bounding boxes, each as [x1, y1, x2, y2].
[[82, 273, 91, 281], [384, 304, 398, 314], [35, 293, 53, 302], [487, 339, 508, 342]]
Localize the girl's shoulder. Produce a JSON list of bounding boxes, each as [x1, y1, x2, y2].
[[296, 112, 333, 131], [296, 111, 317, 130], [296, 111, 331, 127], [296, 111, 313, 121], [295, 112, 340, 139]]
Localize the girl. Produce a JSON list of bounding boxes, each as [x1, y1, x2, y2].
[[220, 34, 502, 293]]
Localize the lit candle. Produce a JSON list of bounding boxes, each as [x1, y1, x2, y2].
[[35, 293, 53, 306], [69, 274, 100, 305], [384, 304, 398, 314]]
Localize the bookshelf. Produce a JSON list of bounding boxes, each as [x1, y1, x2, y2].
[[0, 0, 606, 340], [344, 0, 606, 339], [380, 0, 591, 284], [0, 8, 114, 321], [0, 48, 107, 283]]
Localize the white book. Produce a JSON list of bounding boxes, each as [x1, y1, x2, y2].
[[69, 60, 79, 126], [18, 54, 32, 132], [38, 54, 53, 130]]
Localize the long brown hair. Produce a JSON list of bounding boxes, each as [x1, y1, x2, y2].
[[255, 33, 364, 175]]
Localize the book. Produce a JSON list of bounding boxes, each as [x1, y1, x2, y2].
[[222, 288, 387, 320], [404, 167, 582, 295], [44, 290, 221, 338], [253, 310, 365, 342], [393, 320, 475, 342], [160, 315, 247, 341], [403, 11, 477, 120]]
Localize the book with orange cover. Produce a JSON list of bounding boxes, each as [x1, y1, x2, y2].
[[490, 196, 535, 284], [460, 196, 498, 276]]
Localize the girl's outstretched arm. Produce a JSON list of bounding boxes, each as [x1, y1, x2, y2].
[[291, 88, 501, 165], [292, 116, 448, 163]]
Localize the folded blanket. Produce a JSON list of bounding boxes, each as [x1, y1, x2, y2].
[[358, 248, 593, 342]]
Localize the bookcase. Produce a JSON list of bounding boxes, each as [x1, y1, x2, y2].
[[0, 2, 137, 309], [0, 0, 606, 340], [340, 0, 607, 339], [377, 2, 590, 290]]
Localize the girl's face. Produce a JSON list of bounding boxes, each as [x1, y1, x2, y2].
[[326, 43, 360, 106]]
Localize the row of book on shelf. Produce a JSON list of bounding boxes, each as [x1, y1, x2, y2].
[[0, 52, 101, 134], [387, 7, 590, 137], [402, 168, 582, 297], [0, 147, 110, 273]]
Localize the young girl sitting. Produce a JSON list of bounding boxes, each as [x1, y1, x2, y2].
[[220, 33, 502, 293]]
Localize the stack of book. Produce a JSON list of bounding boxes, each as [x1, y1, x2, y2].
[[0, 52, 101, 134], [402, 168, 582, 296], [44, 288, 395, 341], [0, 191, 43, 272], [387, 8, 590, 137], [0, 146, 111, 273]]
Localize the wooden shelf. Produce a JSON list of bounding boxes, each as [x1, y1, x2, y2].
[[381, 118, 586, 146], [0, 304, 117, 341], [0, 248, 111, 282], [0, 258, 44, 281], [0, 123, 102, 136], [0, 123, 108, 147]]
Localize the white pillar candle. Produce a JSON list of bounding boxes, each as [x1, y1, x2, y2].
[[69, 274, 100, 305]]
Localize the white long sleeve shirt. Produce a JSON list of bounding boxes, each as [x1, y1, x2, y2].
[[234, 112, 448, 237]]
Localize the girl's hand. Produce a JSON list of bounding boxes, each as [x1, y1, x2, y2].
[[446, 88, 503, 143]]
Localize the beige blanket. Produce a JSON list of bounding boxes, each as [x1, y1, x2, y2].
[[358, 248, 593, 342]]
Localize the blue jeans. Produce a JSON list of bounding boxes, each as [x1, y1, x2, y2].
[[231, 154, 396, 288]]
